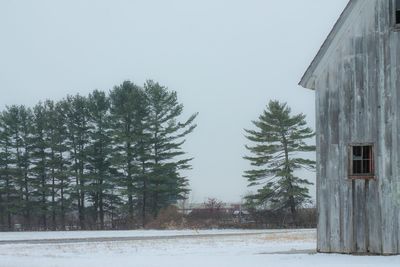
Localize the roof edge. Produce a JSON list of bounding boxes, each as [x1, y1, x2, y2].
[[299, 0, 358, 90]]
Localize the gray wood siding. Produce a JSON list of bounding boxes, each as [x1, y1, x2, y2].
[[314, 0, 400, 254]]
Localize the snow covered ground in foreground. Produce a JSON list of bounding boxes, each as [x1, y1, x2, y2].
[[0, 229, 399, 267]]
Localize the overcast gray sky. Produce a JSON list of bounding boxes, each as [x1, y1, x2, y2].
[[0, 0, 349, 203]]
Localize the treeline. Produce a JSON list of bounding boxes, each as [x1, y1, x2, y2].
[[0, 80, 197, 231]]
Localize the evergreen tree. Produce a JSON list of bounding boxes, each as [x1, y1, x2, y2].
[[144, 80, 197, 217], [131, 88, 152, 227], [115, 85, 155, 227], [109, 81, 142, 225], [87, 90, 114, 229], [50, 101, 71, 230], [5, 106, 34, 226], [19, 106, 34, 226], [64, 95, 90, 229], [243, 100, 315, 222], [0, 111, 18, 229], [30, 103, 51, 228]]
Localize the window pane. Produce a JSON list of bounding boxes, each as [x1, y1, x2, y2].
[[397, 0, 400, 10], [353, 146, 362, 160], [362, 160, 371, 174], [353, 160, 362, 174], [363, 146, 371, 160], [396, 11, 400, 24]]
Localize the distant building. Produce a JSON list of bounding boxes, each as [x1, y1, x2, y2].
[[178, 202, 245, 216]]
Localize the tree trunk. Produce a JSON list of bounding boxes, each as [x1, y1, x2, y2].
[[24, 171, 30, 228], [61, 182, 65, 230], [52, 175, 56, 230], [282, 136, 297, 223], [152, 128, 159, 218], [59, 148, 66, 230], [51, 149, 56, 230], [79, 174, 85, 230], [127, 141, 134, 226], [42, 173, 47, 229], [0, 194, 4, 227], [23, 136, 31, 228], [94, 190, 99, 229], [72, 138, 84, 230], [79, 144, 85, 230], [5, 163, 12, 230], [288, 194, 297, 223], [7, 211, 12, 231], [142, 161, 147, 228], [99, 179, 104, 230]]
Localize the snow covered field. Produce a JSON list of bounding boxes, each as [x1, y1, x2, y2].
[[0, 229, 399, 267], [0, 229, 279, 242]]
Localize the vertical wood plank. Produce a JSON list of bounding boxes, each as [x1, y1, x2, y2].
[[316, 74, 331, 253]]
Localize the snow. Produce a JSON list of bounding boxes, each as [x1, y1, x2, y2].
[[0, 229, 286, 241], [0, 229, 399, 267]]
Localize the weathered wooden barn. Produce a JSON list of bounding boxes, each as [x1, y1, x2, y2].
[[300, 0, 400, 254]]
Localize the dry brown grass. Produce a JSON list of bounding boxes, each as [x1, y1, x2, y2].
[[262, 232, 316, 242]]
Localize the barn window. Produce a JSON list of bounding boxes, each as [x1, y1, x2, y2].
[[349, 145, 374, 179], [396, 0, 400, 25]]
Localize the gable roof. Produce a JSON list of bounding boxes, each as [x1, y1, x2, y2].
[[299, 0, 357, 90]]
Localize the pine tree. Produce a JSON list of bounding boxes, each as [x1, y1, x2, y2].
[[125, 86, 153, 227], [64, 95, 90, 229], [0, 111, 18, 230], [243, 100, 315, 222], [144, 80, 197, 217], [0, 115, 7, 227], [5, 106, 34, 226], [86, 90, 114, 229], [30, 103, 51, 228], [109, 81, 142, 225], [133, 91, 152, 227], [50, 101, 71, 230]]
